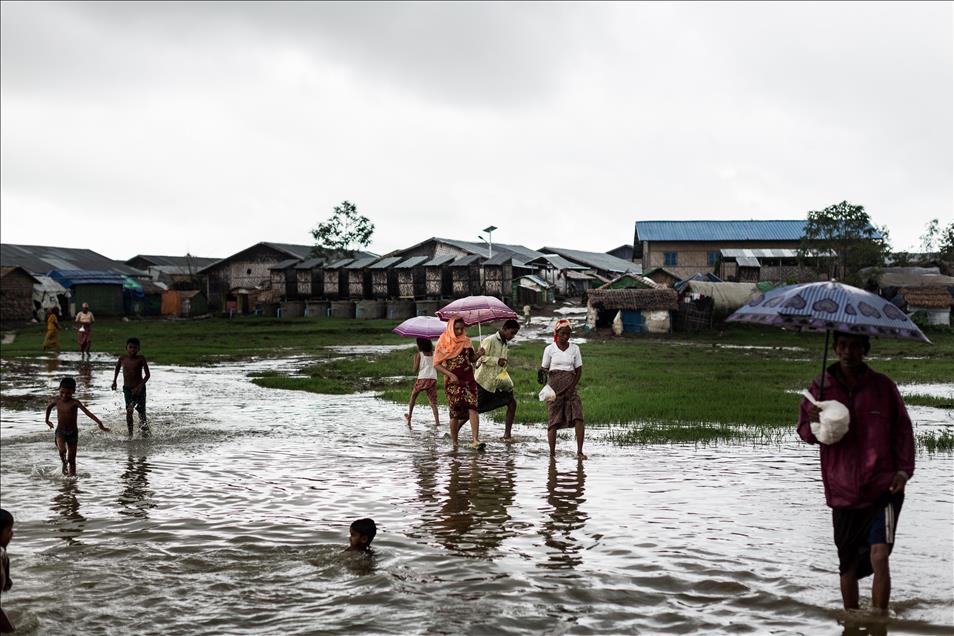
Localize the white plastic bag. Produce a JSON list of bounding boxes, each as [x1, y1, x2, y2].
[[801, 390, 850, 445], [538, 384, 556, 402]]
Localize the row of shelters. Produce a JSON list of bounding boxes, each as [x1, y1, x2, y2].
[[195, 238, 641, 315], [0, 243, 217, 322]]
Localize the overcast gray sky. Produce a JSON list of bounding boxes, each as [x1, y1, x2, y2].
[[2, 1, 951, 260]]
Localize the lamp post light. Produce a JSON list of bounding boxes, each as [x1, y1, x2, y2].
[[480, 225, 497, 259]]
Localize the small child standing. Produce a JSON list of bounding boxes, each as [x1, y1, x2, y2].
[[44, 377, 110, 476], [0, 508, 13, 634], [404, 338, 440, 427], [348, 518, 377, 552], [111, 337, 151, 437]]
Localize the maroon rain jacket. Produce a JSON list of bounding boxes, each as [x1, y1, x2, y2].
[[797, 364, 915, 509]]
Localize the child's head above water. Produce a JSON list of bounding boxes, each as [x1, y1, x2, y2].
[[0, 508, 13, 547], [59, 376, 76, 397], [349, 518, 376, 551], [416, 338, 433, 354]]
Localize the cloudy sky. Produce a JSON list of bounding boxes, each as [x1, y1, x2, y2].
[[1, 1, 951, 261]]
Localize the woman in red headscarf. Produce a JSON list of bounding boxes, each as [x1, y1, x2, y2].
[[539, 319, 585, 459], [433, 317, 483, 449]]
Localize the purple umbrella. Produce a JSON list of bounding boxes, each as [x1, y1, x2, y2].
[[436, 296, 518, 326], [727, 281, 930, 396], [392, 316, 448, 339]]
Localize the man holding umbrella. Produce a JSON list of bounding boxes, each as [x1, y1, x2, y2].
[[797, 331, 915, 614], [473, 319, 521, 440]]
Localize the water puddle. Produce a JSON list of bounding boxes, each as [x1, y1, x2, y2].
[[1, 355, 951, 635]]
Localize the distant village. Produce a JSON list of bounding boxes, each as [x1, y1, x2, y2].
[[2, 219, 953, 333]]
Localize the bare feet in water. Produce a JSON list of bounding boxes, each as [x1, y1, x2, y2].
[[403, 413, 411, 425]]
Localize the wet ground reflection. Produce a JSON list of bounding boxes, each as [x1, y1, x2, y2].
[[48, 480, 85, 546], [540, 458, 588, 571], [0, 355, 950, 635]]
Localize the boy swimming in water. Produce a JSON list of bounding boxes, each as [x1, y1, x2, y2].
[[111, 337, 151, 437], [348, 518, 377, 552], [44, 377, 110, 476]]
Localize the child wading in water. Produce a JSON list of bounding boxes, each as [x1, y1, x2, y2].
[[1, 508, 14, 633], [405, 338, 440, 427], [44, 377, 110, 475], [112, 337, 151, 437]]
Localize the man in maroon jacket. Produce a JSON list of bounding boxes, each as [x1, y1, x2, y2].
[[797, 331, 915, 614]]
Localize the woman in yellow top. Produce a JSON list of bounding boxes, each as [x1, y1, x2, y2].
[[42, 307, 60, 351]]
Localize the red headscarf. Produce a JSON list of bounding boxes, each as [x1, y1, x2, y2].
[[434, 317, 472, 364], [553, 319, 572, 342]]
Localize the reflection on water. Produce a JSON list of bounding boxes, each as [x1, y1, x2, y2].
[[44, 356, 60, 374], [540, 458, 588, 571], [434, 452, 516, 556], [0, 356, 951, 635], [76, 361, 93, 400], [118, 454, 155, 519], [49, 480, 85, 545]]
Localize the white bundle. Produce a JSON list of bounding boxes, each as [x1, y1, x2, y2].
[[539, 384, 556, 402], [801, 390, 850, 445]]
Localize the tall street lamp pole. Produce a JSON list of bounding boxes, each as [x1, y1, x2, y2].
[[482, 225, 497, 259]]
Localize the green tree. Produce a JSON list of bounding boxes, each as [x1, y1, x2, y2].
[[311, 201, 375, 257], [939, 220, 954, 261], [919, 218, 940, 253], [799, 201, 890, 284]]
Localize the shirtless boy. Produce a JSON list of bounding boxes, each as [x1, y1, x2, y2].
[[44, 377, 110, 475], [112, 337, 151, 437]]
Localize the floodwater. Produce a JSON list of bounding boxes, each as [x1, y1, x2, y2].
[[1, 354, 952, 636]]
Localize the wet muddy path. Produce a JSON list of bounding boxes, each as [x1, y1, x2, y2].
[[0, 354, 951, 635]]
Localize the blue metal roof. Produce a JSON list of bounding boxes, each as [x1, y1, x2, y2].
[[50, 270, 125, 287], [635, 220, 807, 242]]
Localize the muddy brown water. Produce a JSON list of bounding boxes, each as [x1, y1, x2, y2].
[[0, 353, 951, 635]]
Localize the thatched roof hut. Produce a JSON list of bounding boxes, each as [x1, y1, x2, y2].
[[900, 286, 954, 309], [586, 288, 678, 311]]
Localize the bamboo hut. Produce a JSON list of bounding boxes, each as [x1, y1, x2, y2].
[[269, 259, 301, 300], [481, 253, 512, 299], [323, 258, 353, 300], [394, 256, 428, 299], [586, 288, 679, 334], [369, 256, 402, 299], [295, 257, 325, 298], [346, 257, 378, 299], [450, 255, 482, 298], [424, 254, 455, 298]]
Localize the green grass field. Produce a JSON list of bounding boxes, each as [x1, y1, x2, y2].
[[4, 316, 951, 443]]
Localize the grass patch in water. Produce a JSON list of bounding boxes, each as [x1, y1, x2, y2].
[[918, 429, 954, 453], [904, 394, 954, 409], [0, 316, 409, 366], [606, 422, 746, 445]]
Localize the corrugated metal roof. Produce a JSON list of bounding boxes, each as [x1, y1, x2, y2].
[[736, 256, 761, 267], [422, 254, 456, 267], [636, 220, 807, 242], [127, 254, 220, 268], [325, 258, 354, 269], [483, 252, 512, 266], [2, 243, 143, 276], [526, 254, 588, 270], [450, 255, 482, 267], [270, 259, 301, 270], [394, 256, 429, 269], [720, 248, 801, 258], [295, 257, 325, 269], [346, 257, 379, 269], [538, 247, 641, 274], [50, 270, 126, 287], [369, 256, 403, 269]]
